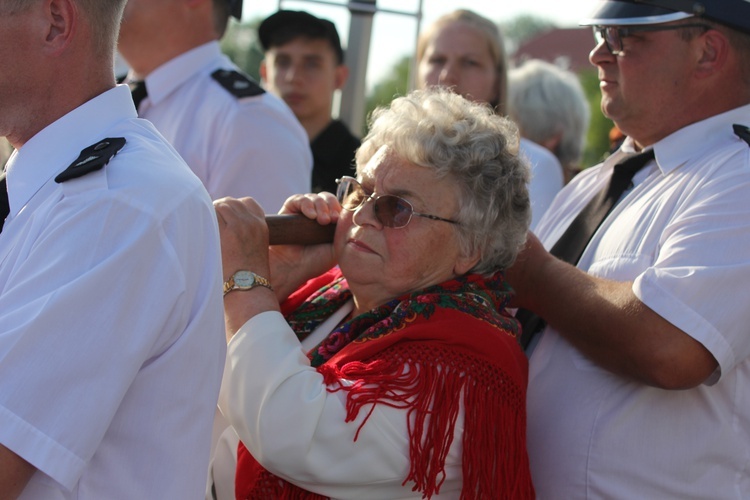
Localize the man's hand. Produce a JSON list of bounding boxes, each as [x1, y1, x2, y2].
[[505, 231, 552, 311], [506, 231, 718, 389]]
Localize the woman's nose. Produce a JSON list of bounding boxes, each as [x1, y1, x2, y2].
[[438, 63, 459, 86], [351, 196, 382, 228]]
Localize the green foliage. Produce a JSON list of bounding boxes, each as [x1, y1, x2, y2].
[[578, 69, 615, 167], [361, 55, 411, 136], [220, 10, 614, 168], [0, 138, 12, 166], [500, 14, 556, 53], [360, 58, 613, 170], [220, 17, 265, 82]]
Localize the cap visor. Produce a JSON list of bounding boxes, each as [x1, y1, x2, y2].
[[580, 0, 693, 25]]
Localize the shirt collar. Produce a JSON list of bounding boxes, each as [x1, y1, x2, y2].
[[604, 103, 750, 179], [142, 41, 222, 106], [598, 137, 655, 182], [653, 103, 750, 175], [6, 85, 136, 218]]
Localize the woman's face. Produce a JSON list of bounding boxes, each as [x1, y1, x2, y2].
[[418, 21, 499, 105], [334, 146, 477, 311]]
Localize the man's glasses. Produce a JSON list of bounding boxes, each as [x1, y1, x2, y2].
[[593, 23, 710, 55], [335, 176, 459, 229]]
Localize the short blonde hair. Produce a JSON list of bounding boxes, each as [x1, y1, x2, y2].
[[357, 88, 530, 275], [3, 0, 126, 58]]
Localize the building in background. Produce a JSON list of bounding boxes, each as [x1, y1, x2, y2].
[[512, 28, 593, 72]]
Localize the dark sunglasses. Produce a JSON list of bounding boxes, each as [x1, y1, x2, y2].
[[335, 176, 459, 229], [593, 23, 710, 55]]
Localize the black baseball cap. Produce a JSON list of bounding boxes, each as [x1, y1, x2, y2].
[[228, 0, 242, 20], [580, 0, 750, 34], [259, 10, 345, 64]]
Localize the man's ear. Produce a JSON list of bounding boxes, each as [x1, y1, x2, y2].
[[694, 28, 729, 79], [334, 64, 349, 90], [44, 0, 76, 55], [259, 58, 268, 83]]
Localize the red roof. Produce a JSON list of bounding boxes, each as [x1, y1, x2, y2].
[[512, 28, 595, 73]]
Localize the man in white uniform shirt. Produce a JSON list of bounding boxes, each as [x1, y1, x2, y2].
[[118, 0, 312, 212], [0, 0, 225, 497], [508, 0, 750, 497]]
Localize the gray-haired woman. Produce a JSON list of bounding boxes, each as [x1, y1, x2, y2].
[[211, 88, 534, 499]]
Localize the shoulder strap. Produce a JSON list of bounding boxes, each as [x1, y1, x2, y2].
[[733, 124, 750, 146], [210, 69, 265, 98], [55, 137, 126, 183]]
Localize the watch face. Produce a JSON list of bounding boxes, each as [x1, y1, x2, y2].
[[233, 271, 256, 288]]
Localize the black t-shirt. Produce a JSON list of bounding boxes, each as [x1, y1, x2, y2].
[[310, 120, 361, 194]]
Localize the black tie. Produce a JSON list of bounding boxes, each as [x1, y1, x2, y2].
[[517, 149, 656, 349], [129, 80, 148, 111], [0, 170, 9, 234]]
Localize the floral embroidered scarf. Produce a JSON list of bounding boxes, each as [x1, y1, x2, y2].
[[236, 267, 534, 499]]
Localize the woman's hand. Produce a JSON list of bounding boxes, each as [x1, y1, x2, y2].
[[280, 191, 341, 225], [214, 197, 279, 340], [214, 197, 271, 281], [270, 192, 340, 299]]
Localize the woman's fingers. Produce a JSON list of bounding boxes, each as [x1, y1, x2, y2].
[[280, 192, 342, 224]]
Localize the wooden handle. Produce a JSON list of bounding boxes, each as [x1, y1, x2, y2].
[[266, 214, 336, 245]]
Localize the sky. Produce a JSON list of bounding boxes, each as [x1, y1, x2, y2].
[[240, 0, 600, 87]]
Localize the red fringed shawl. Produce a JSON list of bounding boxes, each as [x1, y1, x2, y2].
[[236, 267, 534, 499]]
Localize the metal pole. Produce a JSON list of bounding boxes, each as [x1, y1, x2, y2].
[[275, 0, 420, 134], [408, 0, 424, 92], [339, 0, 376, 135]]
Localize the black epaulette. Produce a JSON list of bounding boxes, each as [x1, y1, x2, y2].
[[55, 138, 126, 183], [733, 124, 750, 146], [211, 69, 265, 98]]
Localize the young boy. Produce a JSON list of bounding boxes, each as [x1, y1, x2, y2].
[[259, 10, 361, 193]]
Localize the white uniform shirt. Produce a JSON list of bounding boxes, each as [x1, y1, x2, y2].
[[136, 41, 312, 212], [0, 86, 226, 499], [528, 104, 750, 498], [211, 309, 464, 500], [520, 138, 564, 230]]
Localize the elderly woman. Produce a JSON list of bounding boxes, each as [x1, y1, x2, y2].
[[416, 9, 563, 230], [508, 59, 591, 183], [212, 88, 534, 499]]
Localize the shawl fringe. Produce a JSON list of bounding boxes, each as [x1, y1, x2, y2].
[[235, 269, 533, 499], [319, 342, 532, 499]]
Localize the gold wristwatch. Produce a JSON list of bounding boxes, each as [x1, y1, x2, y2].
[[223, 270, 273, 296]]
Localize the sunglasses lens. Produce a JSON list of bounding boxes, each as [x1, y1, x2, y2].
[[594, 27, 604, 44], [593, 27, 620, 54], [605, 27, 621, 53], [337, 178, 365, 210], [373, 195, 413, 228]]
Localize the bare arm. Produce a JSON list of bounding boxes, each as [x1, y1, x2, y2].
[[0, 444, 34, 499], [214, 194, 339, 340], [507, 232, 717, 389]]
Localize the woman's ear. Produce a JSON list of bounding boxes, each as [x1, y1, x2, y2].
[[454, 249, 481, 276]]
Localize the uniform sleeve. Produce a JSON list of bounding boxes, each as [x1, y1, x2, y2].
[[0, 195, 185, 490], [205, 98, 312, 213], [218, 311, 463, 499], [634, 150, 750, 383]]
